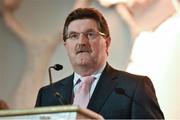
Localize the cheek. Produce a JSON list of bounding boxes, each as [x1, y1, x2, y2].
[[65, 43, 75, 56], [91, 41, 107, 55]]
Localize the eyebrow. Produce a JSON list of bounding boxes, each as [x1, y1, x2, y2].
[[68, 28, 98, 33]]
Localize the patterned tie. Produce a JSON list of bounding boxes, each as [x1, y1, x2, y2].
[[73, 76, 95, 108]]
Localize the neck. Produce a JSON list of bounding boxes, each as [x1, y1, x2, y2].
[[74, 62, 106, 77]]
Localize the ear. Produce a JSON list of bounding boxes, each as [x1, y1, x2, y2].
[[64, 41, 67, 48], [105, 37, 111, 55], [106, 37, 111, 48]]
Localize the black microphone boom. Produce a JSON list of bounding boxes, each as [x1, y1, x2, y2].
[[48, 64, 67, 105]]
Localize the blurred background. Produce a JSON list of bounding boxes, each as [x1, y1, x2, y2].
[[0, 0, 179, 119]]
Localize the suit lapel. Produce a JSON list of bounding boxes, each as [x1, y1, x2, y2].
[[87, 64, 119, 113]]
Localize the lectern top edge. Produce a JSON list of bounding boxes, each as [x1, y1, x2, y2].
[[0, 105, 104, 119]]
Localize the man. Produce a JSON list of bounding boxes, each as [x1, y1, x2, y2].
[[35, 8, 164, 119]]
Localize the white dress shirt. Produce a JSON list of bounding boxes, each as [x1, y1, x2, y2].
[[73, 63, 106, 98]]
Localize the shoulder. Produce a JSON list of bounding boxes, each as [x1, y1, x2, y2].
[[107, 63, 150, 83], [35, 74, 73, 107], [39, 74, 74, 92], [117, 69, 151, 85], [118, 69, 153, 89], [107, 64, 154, 92]]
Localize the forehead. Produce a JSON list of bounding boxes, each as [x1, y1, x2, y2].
[[67, 19, 98, 32]]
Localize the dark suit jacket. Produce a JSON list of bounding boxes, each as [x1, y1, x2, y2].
[[35, 63, 164, 119]]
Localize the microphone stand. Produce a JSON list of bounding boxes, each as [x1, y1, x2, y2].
[[48, 65, 67, 105]]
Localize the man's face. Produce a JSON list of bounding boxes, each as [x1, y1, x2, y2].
[[64, 19, 110, 70]]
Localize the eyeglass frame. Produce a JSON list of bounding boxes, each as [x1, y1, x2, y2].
[[64, 30, 106, 41]]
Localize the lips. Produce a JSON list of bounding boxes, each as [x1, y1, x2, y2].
[[76, 50, 89, 54]]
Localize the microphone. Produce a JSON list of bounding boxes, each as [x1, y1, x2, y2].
[[50, 64, 63, 71], [48, 64, 67, 105], [115, 87, 148, 112]]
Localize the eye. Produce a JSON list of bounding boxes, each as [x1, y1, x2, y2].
[[87, 31, 97, 39], [68, 33, 79, 40]]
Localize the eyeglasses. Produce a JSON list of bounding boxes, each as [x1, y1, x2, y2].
[[65, 31, 106, 41]]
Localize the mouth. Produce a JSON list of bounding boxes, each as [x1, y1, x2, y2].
[[76, 50, 89, 54]]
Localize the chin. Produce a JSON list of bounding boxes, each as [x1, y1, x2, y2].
[[77, 61, 90, 66], [76, 59, 93, 66], [73, 55, 95, 66]]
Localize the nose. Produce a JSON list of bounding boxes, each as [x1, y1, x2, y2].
[[78, 33, 89, 44]]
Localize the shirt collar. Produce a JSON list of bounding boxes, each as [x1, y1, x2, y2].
[[73, 63, 106, 85]]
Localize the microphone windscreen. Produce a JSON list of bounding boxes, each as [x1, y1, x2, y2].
[[54, 64, 63, 71]]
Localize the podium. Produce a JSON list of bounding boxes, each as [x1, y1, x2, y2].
[[0, 105, 104, 119]]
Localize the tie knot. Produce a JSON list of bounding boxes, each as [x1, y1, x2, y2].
[[81, 76, 95, 86], [77, 76, 95, 92]]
